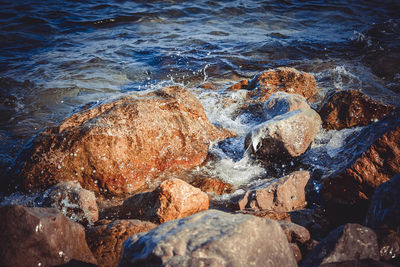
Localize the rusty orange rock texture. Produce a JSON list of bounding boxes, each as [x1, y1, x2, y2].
[[246, 67, 318, 102], [321, 109, 400, 221], [14, 86, 230, 195], [123, 178, 209, 223], [319, 89, 395, 130], [190, 177, 233, 195], [86, 219, 156, 267]]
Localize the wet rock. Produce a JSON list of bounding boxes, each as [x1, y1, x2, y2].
[[375, 228, 400, 264], [86, 219, 156, 267], [42, 181, 98, 224], [246, 67, 318, 102], [122, 178, 209, 223], [119, 209, 297, 267], [226, 79, 249, 91], [200, 82, 217, 90], [190, 176, 233, 195], [0, 205, 97, 267], [365, 174, 400, 230], [245, 108, 321, 163], [289, 208, 332, 240], [14, 86, 230, 195], [321, 109, 400, 224], [319, 89, 395, 130], [238, 171, 310, 213], [278, 220, 311, 245], [301, 223, 379, 267], [264, 91, 310, 119]]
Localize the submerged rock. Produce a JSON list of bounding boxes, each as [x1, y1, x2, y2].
[[238, 171, 310, 213], [319, 89, 395, 130], [321, 109, 400, 223], [122, 178, 209, 223], [42, 181, 98, 225], [119, 210, 297, 267], [301, 223, 379, 267], [13, 86, 230, 195], [0, 205, 97, 267], [365, 174, 400, 230], [190, 176, 233, 195], [245, 108, 321, 162], [86, 219, 156, 267]]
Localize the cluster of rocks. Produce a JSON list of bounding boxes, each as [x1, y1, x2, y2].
[[1, 68, 399, 266]]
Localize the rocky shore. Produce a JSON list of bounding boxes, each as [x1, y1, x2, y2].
[[1, 68, 399, 267]]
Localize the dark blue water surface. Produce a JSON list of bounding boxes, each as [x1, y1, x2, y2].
[[1, 0, 400, 186]]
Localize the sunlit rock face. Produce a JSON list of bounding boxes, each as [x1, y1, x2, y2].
[[321, 109, 400, 223], [0, 205, 97, 267], [13, 86, 230, 195], [238, 171, 310, 212], [86, 219, 156, 267], [319, 89, 395, 130], [246, 67, 318, 102], [122, 178, 209, 224], [119, 210, 297, 267], [245, 108, 321, 163]]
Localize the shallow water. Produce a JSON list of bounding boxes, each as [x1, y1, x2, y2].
[[1, 0, 400, 192]]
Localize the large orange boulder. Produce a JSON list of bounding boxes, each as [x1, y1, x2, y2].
[[319, 89, 395, 130], [122, 178, 209, 223], [13, 86, 230, 195], [321, 109, 400, 223]]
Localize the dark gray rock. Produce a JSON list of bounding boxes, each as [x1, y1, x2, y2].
[[0, 205, 97, 267], [119, 209, 297, 267], [301, 223, 379, 267], [365, 174, 400, 230]]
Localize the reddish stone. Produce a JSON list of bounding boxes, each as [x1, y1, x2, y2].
[[319, 89, 395, 130], [246, 67, 318, 102], [321, 109, 400, 223], [238, 171, 311, 213], [122, 178, 209, 223], [226, 79, 249, 91], [278, 220, 311, 245], [200, 82, 218, 90], [0, 205, 97, 267], [14, 86, 230, 195], [290, 243, 302, 263], [190, 177, 233, 195], [86, 219, 156, 267]]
